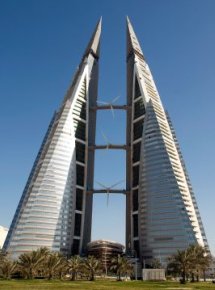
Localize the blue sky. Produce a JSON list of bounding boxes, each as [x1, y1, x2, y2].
[[0, 0, 215, 254]]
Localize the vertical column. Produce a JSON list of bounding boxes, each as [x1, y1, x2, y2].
[[126, 46, 134, 254], [81, 54, 99, 254]]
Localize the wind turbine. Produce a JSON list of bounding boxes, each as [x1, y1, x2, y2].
[[97, 96, 120, 119], [95, 180, 124, 206]]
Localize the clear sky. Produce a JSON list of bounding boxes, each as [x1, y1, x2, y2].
[[0, 0, 215, 254]]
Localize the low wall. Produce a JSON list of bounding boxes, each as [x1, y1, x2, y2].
[[142, 269, 166, 281]]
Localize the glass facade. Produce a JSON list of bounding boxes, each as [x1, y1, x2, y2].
[[4, 20, 101, 258], [126, 17, 208, 265]]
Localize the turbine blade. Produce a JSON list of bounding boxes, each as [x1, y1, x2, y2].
[[111, 95, 120, 104], [95, 181, 107, 189], [99, 131, 109, 155], [101, 130, 109, 144], [97, 100, 109, 105], [110, 179, 125, 188]]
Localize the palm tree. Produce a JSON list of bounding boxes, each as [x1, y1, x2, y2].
[[151, 258, 162, 269], [36, 247, 50, 278], [110, 255, 133, 281], [122, 259, 134, 280], [187, 244, 211, 282], [18, 248, 46, 279], [44, 252, 64, 280], [67, 255, 82, 281], [0, 259, 17, 279], [0, 249, 7, 270], [57, 258, 68, 280], [83, 256, 101, 281], [167, 249, 192, 284], [37, 247, 50, 257], [167, 244, 211, 283], [0, 249, 7, 263]]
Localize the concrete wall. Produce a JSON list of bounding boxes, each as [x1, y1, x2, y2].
[[142, 269, 166, 281]]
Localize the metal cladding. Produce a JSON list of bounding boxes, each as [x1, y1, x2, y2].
[[4, 17, 209, 264], [126, 17, 208, 264]]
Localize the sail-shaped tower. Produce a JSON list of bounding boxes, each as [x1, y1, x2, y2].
[[4, 19, 101, 258], [126, 17, 208, 264]]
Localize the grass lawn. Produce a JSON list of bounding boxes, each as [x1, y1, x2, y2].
[[0, 280, 215, 290]]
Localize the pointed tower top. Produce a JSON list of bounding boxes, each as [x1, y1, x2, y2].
[[126, 15, 131, 25], [126, 16, 145, 60], [83, 17, 102, 59], [63, 18, 101, 104]]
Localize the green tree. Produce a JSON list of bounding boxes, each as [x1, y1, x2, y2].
[[0, 258, 17, 279], [187, 244, 211, 282], [167, 244, 211, 283], [0, 249, 7, 270], [67, 255, 82, 281], [44, 252, 65, 280], [0, 249, 7, 263], [167, 249, 192, 284], [151, 258, 162, 269], [83, 256, 101, 281], [37, 247, 50, 257], [18, 248, 47, 279], [110, 255, 133, 281], [55, 255, 67, 280]]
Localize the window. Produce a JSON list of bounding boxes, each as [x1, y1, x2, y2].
[[134, 98, 145, 119], [74, 213, 82, 236], [134, 240, 140, 257], [133, 214, 138, 237], [76, 189, 83, 211], [133, 165, 139, 187], [133, 142, 141, 163], [134, 77, 141, 99], [72, 239, 80, 255], [133, 189, 138, 211], [75, 121, 86, 141], [76, 142, 85, 163], [133, 119, 144, 140], [76, 165, 85, 186]]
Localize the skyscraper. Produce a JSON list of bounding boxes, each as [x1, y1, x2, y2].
[[4, 18, 209, 264], [126, 17, 208, 264], [4, 19, 101, 259]]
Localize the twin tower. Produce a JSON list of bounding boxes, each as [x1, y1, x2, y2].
[[4, 18, 208, 264]]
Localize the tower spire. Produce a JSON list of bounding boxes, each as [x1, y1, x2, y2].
[[83, 17, 102, 59], [126, 16, 145, 60], [63, 18, 102, 103]]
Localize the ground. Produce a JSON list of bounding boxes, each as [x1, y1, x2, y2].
[[0, 280, 215, 290]]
